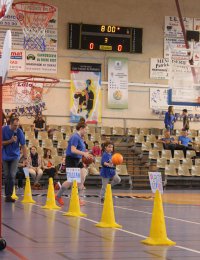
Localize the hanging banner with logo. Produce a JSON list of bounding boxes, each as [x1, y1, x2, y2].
[[108, 58, 128, 109], [70, 62, 102, 123]]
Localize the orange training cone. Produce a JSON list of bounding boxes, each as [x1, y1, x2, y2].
[[21, 177, 36, 204], [63, 180, 87, 217], [11, 186, 19, 200], [96, 184, 122, 228], [141, 190, 176, 246], [42, 178, 61, 210]]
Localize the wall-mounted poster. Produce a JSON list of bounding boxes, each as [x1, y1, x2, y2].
[[108, 58, 128, 109], [150, 88, 168, 109], [70, 63, 101, 124]]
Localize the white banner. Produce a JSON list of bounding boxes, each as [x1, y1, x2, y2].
[[66, 168, 81, 183], [164, 16, 193, 37], [150, 88, 168, 109], [25, 51, 57, 74], [108, 58, 128, 109], [148, 172, 163, 194], [150, 58, 169, 79]]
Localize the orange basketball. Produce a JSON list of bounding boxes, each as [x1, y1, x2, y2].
[[82, 155, 94, 165], [112, 153, 123, 165]]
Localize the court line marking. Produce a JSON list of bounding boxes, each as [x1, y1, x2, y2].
[[3, 195, 200, 255], [32, 203, 200, 255], [85, 200, 200, 225]]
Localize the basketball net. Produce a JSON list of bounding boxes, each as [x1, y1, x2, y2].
[[12, 2, 56, 51]]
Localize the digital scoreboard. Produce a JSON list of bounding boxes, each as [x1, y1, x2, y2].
[[68, 23, 143, 53]]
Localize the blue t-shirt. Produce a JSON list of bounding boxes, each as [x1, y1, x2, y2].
[[100, 152, 115, 178], [2, 126, 26, 161], [66, 133, 85, 159], [178, 136, 192, 147], [164, 112, 176, 129]]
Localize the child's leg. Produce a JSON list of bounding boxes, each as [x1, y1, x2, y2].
[[56, 180, 71, 198], [78, 168, 88, 199], [111, 174, 121, 187], [100, 177, 110, 198]]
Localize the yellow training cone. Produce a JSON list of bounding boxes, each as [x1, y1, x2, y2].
[[11, 186, 19, 200], [63, 180, 87, 217], [42, 178, 61, 210], [21, 177, 36, 204], [96, 184, 122, 228], [141, 190, 176, 246]]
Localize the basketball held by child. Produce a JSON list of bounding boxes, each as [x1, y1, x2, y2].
[[82, 155, 94, 165], [112, 153, 123, 165]]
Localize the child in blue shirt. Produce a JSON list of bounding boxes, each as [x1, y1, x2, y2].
[[100, 141, 121, 203]]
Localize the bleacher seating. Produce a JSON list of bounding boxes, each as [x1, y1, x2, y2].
[[19, 123, 200, 189]]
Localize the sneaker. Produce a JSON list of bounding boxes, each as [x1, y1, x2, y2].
[[100, 198, 104, 204], [5, 196, 15, 203], [54, 183, 60, 190], [55, 195, 64, 206], [79, 199, 86, 206]]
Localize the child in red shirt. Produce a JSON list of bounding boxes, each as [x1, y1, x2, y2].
[[92, 141, 101, 156]]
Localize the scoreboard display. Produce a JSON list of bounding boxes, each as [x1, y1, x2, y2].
[[68, 23, 143, 53]]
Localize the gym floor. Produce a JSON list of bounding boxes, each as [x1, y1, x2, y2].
[[1, 188, 200, 260]]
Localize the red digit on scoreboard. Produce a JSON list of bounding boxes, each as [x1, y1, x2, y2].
[[89, 42, 94, 50], [117, 44, 123, 52]]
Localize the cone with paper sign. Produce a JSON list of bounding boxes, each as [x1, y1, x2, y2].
[[63, 180, 87, 217], [11, 186, 19, 200], [42, 177, 61, 210], [96, 184, 122, 228], [141, 190, 176, 246], [21, 177, 36, 204]]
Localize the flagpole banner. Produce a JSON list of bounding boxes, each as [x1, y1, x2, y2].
[[108, 58, 128, 109], [70, 63, 102, 123]]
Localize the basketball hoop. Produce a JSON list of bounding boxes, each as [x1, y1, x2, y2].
[[12, 1, 56, 51], [6, 75, 59, 103], [0, 0, 13, 20]]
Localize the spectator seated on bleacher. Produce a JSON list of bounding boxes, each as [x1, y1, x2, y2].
[[28, 146, 43, 190], [157, 130, 178, 158], [33, 113, 46, 138], [58, 156, 66, 173], [42, 148, 56, 180], [178, 130, 196, 158], [92, 141, 101, 156]]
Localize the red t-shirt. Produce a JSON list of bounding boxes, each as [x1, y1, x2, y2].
[[92, 146, 101, 156]]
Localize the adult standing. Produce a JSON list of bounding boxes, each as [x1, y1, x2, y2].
[[2, 117, 27, 202], [164, 106, 176, 134], [55, 121, 93, 206]]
